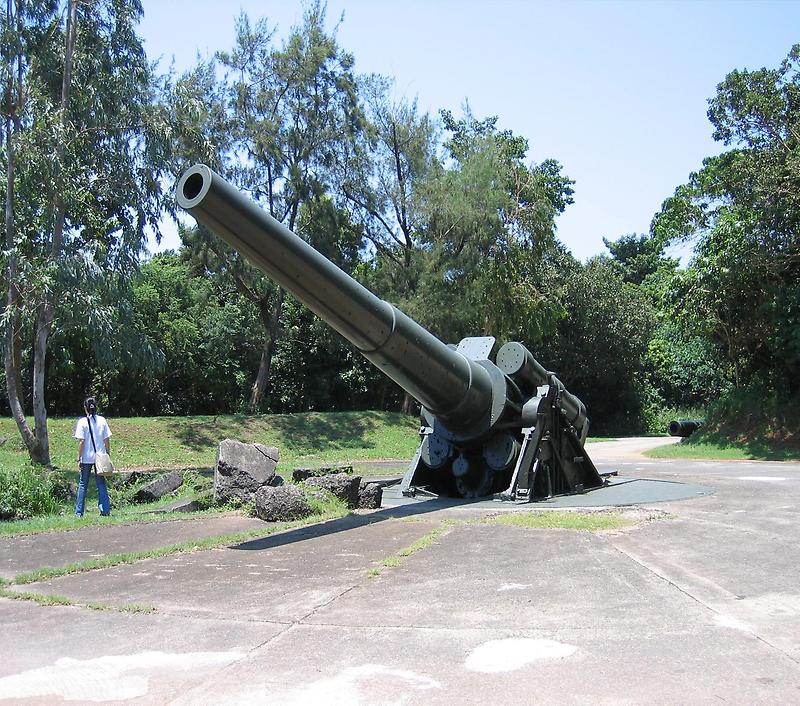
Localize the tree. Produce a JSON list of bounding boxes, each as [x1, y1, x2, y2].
[[652, 44, 800, 393], [1, 0, 169, 465], [181, 3, 365, 413], [341, 77, 438, 298], [602, 232, 677, 286], [544, 254, 657, 434], [410, 108, 574, 346], [105, 252, 261, 415]]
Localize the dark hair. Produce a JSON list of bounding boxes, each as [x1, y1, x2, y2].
[[84, 397, 97, 414]]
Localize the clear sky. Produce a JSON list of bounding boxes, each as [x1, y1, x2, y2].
[[139, 0, 799, 260]]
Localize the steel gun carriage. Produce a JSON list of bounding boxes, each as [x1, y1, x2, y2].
[[176, 165, 605, 501]]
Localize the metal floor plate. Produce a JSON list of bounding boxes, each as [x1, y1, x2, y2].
[[380, 476, 712, 510]]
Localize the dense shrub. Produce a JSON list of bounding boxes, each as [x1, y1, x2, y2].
[[698, 384, 799, 448], [0, 466, 59, 520]]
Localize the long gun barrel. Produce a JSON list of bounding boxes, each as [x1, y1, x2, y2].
[[176, 164, 604, 500], [177, 165, 494, 431]]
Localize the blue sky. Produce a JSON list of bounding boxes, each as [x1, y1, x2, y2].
[[140, 0, 798, 260]]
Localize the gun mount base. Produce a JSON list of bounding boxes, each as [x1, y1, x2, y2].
[[401, 384, 606, 501]]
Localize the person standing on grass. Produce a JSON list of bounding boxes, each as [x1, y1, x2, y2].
[[74, 396, 112, 517]]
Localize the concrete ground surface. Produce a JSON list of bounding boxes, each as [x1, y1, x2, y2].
[[1, 437, 800, 705]]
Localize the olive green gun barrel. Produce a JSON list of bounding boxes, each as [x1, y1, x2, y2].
[[176, 164, 494, 430], [496, 341, 587, 432]]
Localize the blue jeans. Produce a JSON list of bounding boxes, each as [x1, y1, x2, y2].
[[75, 463, 110, 517]]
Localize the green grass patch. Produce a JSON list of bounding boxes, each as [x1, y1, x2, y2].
[[0, 411, 421, 473], [117, 603, 156, 614], [489, 511, 632, 531], [650, 386, 800, 461], [645, 438, 800, 461], [0, 587, 156, 613], [373, 521, 453, 575], [0, 412, 622, 475], [0, 587, 74, 606], [0, 502, 231, 538], [85, 601, 156, 614]]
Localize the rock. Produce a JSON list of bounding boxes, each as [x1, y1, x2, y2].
[[215, 439, 279, 505], [118, 471, 143, 487], [254, 485, 312, 522], [133, 471, 184, 503], [304, 473, 362, 509], [144, 498, 200, 514], [292, 465, 353, 483], [358, 481, 383, 509], [269, 475, 285, 487]]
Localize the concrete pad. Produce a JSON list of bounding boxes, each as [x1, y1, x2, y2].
[[167, 623, 800, 706], [11, 514, 444, 621], [3, 452, 800, 704], [0, 514, 266, 579], [0, 598, 282, 704]]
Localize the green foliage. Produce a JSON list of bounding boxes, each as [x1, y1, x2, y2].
[[652, 45, 800, 395], [544, 254, 657, 434], [303, 488, 349, 517], [1, 0, 174, 464], [647, 383, 799, 460], [407, 108, 572, 344], [0, 466, 59, 520], [603, 233, 678, 287], [645, 319, 729, 410], [171, 3, 367, 413], [112, 252, 262, 414], [696, 384, 799, 448]]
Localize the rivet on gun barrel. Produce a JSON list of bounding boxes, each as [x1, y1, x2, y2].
[[176, 164, 606, 501]]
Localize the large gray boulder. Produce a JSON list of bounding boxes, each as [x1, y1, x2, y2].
[[254, 485, 312, 522], [358, 481, 383, 509], [133, 471, 184, 503], [304, 473, 362, 509], [215, 439, 279, 505]]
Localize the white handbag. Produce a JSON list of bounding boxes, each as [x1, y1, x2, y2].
[[87, 415, 114, 476], [94, 451, 115, 476]]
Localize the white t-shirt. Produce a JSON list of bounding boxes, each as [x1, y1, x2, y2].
[[74, 415, 112, 464]]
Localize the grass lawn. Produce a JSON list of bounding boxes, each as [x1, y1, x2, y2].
[[0, 410, 423, 473], [646, 437, 800, 461]]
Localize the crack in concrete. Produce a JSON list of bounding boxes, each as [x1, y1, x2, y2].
[[606, 538, 800, 667]]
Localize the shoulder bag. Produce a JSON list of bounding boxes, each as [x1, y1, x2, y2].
[[86, 414, 114, 476]]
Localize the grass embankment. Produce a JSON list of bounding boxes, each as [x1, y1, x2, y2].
[[646, 388, 799, 461], [0, 410, 422, 472], [646, 436, 800, 461]]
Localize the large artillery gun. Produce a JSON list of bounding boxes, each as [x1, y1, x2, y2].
[[176, 165, 605, 501]]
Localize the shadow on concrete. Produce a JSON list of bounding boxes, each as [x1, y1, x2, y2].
[[230, 497, 480, 552]]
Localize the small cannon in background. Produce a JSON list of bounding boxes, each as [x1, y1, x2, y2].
[[668, 419, 704, 437], [176, 165, 605, 501]]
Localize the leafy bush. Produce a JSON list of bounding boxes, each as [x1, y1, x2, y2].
[[0, 466, 60, 520], [697, 384, 799, 448]]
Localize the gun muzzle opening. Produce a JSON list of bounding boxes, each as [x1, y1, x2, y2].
[[176, 164, 212, 208]]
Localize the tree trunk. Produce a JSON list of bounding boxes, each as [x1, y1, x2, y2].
[[3, 0, 45, 464], [24, 0, 77, 466], [247, 290, 285, 413], [401, 391, 419, 416], [31, 305, 53, 464], [5, 329, 46, 463]]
